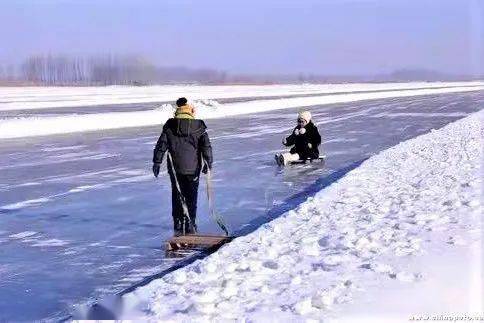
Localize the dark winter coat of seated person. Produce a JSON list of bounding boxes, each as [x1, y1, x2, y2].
[[276, 111, 321, 165], [152, 97, 213, 236]]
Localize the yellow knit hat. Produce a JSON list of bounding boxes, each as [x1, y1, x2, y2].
[[175, 104, 195, 117]]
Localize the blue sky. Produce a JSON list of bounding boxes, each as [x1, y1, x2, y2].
[[0, 0, 482, 75]]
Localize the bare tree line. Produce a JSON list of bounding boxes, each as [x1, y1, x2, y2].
[[0, 54, 227, 85], [0, 54, 478, 86]]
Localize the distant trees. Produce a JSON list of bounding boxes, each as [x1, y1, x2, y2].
[[1, 54, 226, 85], [18, 54, 158, 85], [21, 55, 88, 85], [88, 55, 158, 85], [2, 55, 476, 85]]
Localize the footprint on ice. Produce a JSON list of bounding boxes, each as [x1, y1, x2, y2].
[[389, 271, 422, 282], [318, 236, 330, 247], [342, 280, 353, 288], [447, 235, 466, 246], [262, 260, 279, 270]]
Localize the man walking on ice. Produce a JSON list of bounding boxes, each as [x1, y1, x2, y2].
[[152, 97, 213, 236]]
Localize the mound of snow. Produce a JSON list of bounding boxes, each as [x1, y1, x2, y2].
[[121, 110, 483, 321]]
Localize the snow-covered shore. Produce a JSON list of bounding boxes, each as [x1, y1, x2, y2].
[[121, 110, 483, 322], [1, 82, 482, 111], [1, 83, 482, 139]]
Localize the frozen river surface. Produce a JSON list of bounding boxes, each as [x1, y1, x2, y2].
[[0, 91, 482, 321]]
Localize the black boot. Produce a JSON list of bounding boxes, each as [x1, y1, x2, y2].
[[274, 154, 281, 166], [173, 219, 184, 236], [185, 222, 198, 235]]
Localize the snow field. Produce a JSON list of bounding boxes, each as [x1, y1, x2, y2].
[[121, 109, 483, 321], [1, 82, 482, 111], [0, 84, 482, 139]]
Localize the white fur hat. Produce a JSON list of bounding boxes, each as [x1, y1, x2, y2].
[[298, 111, 312, 123]]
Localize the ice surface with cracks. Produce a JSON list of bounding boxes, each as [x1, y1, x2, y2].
[[122, 110, 483, 321]]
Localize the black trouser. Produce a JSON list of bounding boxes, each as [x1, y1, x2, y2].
[[168, 171, 199, 234], [291, 146, 319, 160]]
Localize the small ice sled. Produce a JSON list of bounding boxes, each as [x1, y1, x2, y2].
[[166, 234, 233, 252], [290, 155, 326, 165], [275, 154, 326, 166]]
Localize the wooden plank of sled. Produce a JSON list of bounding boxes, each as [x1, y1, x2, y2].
[[166, 234, 233, 251]]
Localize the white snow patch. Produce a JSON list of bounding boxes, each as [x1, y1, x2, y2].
[[31, 239, 70, 247], [1, 198, 51, 210], [67, 184, 106, 193], [15, 182, 42, 187], [121, 109, 483, 321], [0, 182, 43, 191], [8, 231, 38, 239], [41, 145, 87, 152]]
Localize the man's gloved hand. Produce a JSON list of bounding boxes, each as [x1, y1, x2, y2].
[[299, 128, 306, 135], [152, 163, 161, 177], [308, 143, 312, 149], [202, 163, 210, 174], [294, 129, 300, 135]]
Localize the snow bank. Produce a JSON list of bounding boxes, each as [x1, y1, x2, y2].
[[0, 82, 482, 111], [1, 85, 482, 139], [121, 110, 482, 321]]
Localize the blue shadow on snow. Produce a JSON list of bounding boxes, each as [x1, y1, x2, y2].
[[77, 157, 368, 320]]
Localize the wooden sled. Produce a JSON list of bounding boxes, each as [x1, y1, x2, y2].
[[166, 234, 233, 252]]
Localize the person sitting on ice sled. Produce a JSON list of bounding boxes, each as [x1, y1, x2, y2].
[[152, 97, 213, 236], [276, 110, 321, 165]]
